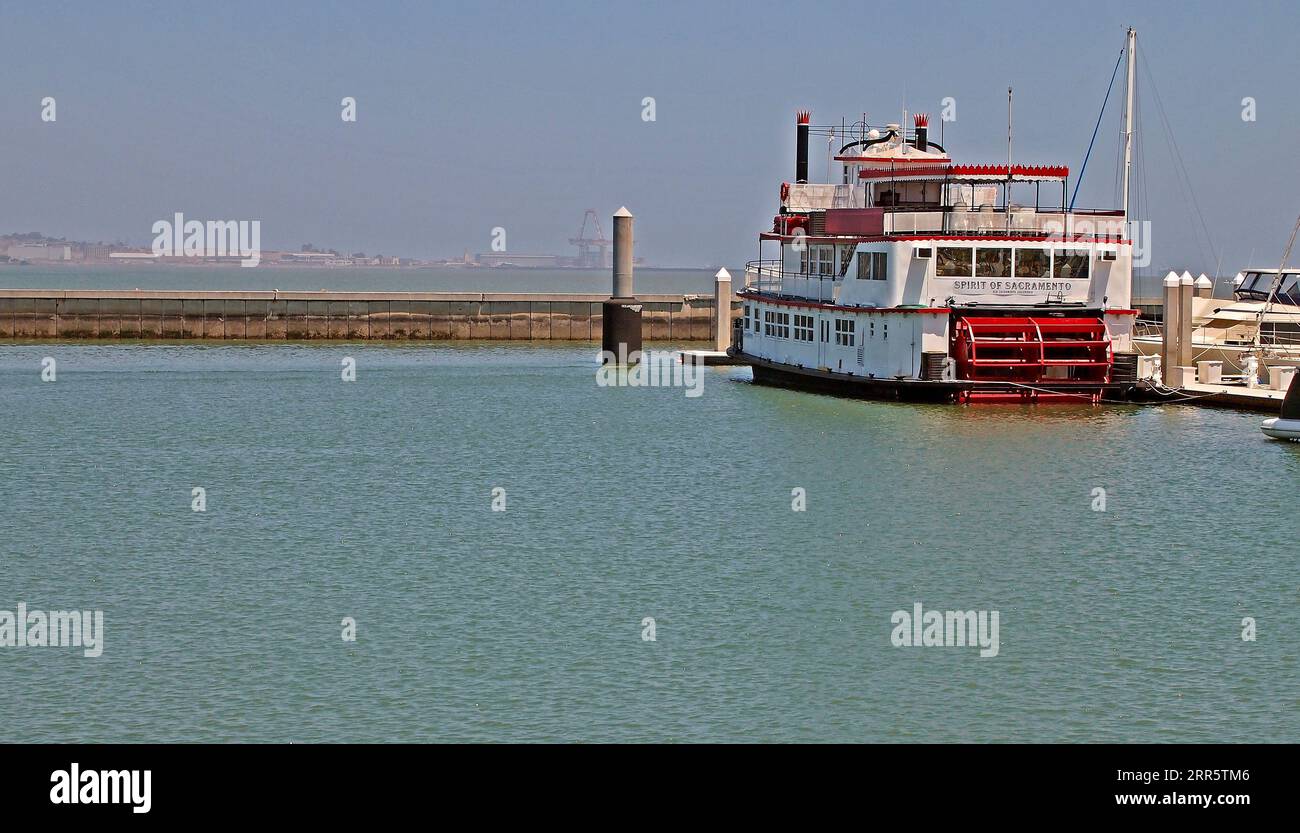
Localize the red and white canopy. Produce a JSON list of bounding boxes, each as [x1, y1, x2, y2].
[[858, 164, 1069, 183]]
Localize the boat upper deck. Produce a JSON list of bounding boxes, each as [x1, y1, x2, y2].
[[775, 113, 1125, 243]]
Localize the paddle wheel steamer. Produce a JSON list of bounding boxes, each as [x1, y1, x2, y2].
[[731, 80, 1143, 403]]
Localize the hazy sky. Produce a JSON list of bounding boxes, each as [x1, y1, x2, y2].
[[2, 0, 1295, 271]]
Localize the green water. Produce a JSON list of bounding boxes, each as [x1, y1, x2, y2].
[[1, 341, 1296, 742]]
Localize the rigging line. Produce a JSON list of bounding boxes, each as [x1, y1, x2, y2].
[[1252, 213, 1300, 348], [1137, 52, 1206, 268], [1145, 71, 1208, 269], [1139, 47, 1218, 268], [1070, 49, 1125, 211]]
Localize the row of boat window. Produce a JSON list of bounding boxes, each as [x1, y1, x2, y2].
[[800, 246, 850, 276], [750, 307, 887, 346], [797, 245, 1090, 280], [800, 246, 887, 279], [936, 246, 1090, 279]]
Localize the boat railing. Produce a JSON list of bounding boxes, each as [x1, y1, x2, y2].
[[882, 207, 1126, 238], [744, 260, 839, 303], [1134, 318, 1163, 340]]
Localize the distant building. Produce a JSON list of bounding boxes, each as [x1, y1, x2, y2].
[[279, 252, 356, 266], [474, 253, 565, 267], [7, 243, 72, 261]]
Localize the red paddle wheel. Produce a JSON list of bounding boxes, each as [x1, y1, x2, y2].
[[951, 316, 1113, 402]]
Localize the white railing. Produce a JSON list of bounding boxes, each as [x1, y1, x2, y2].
[[883, 209, 1125, 237], [744, 260, 838, 303], [784, 183, 867, 211]]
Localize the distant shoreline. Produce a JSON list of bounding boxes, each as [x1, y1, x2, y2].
[[0, 262, 719, 272]]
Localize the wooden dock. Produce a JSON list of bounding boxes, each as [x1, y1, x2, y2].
[[1137, 380, 1285, 413]]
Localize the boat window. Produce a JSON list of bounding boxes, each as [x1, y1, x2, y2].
[[976, 248, 1011, 278], [1237, 272, 1270, 299], [774, 311, 791, 339], [856, 251, 889, 280], [1282, 273, 1300, 304], [1247, 272, 1300, 304], [815, 246, 835, 276], [835, 318, 856, 346], [937, 247, 972, 277], [872, 252, 888, 281], [793, 314, 815, 342], [1053, 251, 1090, 279], [763, 310, 787, 338], [1014, 249, 1050, 278], [839, 246, 855, 276]]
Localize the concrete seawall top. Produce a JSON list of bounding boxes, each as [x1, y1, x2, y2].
[[0, 289, 709, 303], [0, 288, 739, 341]]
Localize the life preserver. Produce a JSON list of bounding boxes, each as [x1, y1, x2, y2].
[[780, 182, 790, 203]]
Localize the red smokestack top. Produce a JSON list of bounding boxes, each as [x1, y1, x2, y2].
[[796, 110, 811, 125], [912, 113, 930, 152]]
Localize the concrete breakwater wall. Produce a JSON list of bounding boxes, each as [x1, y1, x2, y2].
[[0, 290, 736, 341]]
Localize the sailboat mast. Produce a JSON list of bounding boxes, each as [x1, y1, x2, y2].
[[1121, 27, 1137, 225]]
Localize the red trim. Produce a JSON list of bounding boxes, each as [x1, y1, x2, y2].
[[953, 164, 1068, 178], [742, 290, 1137, 318], [893, 234, 1130, 244], [759, 232, 1131, 244], [913, 113, 929, 128], [796, 110, 810, 125], [857, 163, 1069, 180], [740, 290, 948, 315]]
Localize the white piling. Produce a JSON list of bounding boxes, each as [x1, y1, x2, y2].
[[612, 207, 634, 299], [713, 268, 732, 352], [1161, 271, 1180, 385]]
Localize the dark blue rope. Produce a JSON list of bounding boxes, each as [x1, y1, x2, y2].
[[1070, 50, 1125, 211]]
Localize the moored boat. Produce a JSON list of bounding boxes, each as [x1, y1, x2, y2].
[[1261, 372, 1300, 440], [730, 31, 1145, 404], [1131, 268, 1300, 384]]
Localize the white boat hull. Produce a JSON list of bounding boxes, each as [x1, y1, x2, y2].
[[1260, 417, 1300, 440]]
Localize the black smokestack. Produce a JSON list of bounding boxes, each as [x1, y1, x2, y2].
[[796, 110, 810, 183], [913, 113, 929, 152]]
